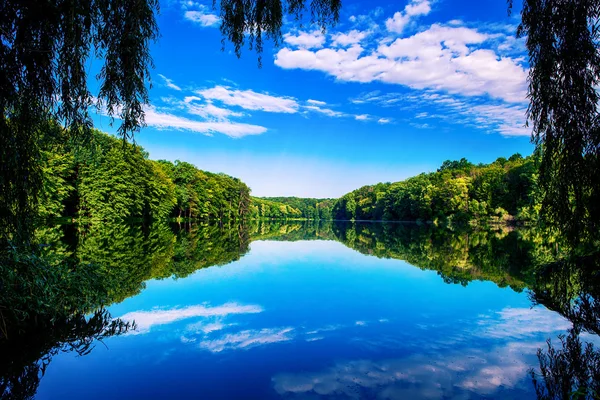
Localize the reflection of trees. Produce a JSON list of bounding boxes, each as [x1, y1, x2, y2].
[[329, 222, 600, 399], [531, 326, 599, 400], [0, 221, 255, 400], [0, 309, 132, 400], [250, 220, 336, 242], [529, 252, 600, 399], [74, 222, 177, 303], [332, 222, 553, 291], [168, 222, 251, 278], [531, 253, 600, 336], [4, 220, 598, 400]]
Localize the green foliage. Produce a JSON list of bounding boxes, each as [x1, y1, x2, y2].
[[250, 197, 303, 219], [513, 0, 600, 244], [0, 0, 159, 240], [332, 222, 549, 291], [158, 159, 252, 221], [218, 0, 341, 65], [332, 154, 539, 224], [257, 197, 335, 220], [32, 129, 259, 223]]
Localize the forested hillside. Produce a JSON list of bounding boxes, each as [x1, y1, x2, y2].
[[256, 197, 335, 220], [38, 127, 539, 225], [38, 127, 323, 222], [332, 155, 539, 224], [39, 127, 253, 222]]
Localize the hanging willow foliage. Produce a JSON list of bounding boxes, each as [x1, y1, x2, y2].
[[217, 0, 341, 64], [0, 0, 341, 241], [510, 0, 600, 243], [0, 0, 160, 240]]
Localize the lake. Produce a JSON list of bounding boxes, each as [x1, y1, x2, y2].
[[4, 221, 597, 399]]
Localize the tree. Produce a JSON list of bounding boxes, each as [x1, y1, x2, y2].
[[1, 0, 159, 239], [512, 0, 600, 243], [0, 0, 341, 241], [218, 0, 341, 65]]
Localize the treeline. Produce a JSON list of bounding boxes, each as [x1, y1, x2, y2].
[[39, 127, 540, 224], [38, 127, 288, 222], [250, 197, 303, 219], [257, 197, 334, 220], [38, 128, 336, 223], [332, 154, 538, 224]]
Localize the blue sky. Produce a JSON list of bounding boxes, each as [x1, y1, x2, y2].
[[93, 0, 532, 198]]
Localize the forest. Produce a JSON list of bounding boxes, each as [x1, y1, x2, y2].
[[1, 0, 599, 398], [37, 126, 539, 226], [38, 126, 340, 223], [332, 155, 538, 224]]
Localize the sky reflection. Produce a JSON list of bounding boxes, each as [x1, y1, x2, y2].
[[272, 306, 572, 399], [35, 239, 574, 400], [119, 302, 263, 334]]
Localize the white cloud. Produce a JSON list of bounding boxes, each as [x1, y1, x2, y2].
[[120, 302, 263, 334], [198, 327, 294, 352], [304, 105, 345, 117], [385, 0, 432, 34], [411, 122, 431, 129], [180, 1, 201, 9], [271, 306, 573, 399], [276, 24, 526, 104], [331, 29, 369, 47], [197, 86, 299, 113], [378, 118, 392, 124], [186, 320, 236, 334], [183, 95, 202, 103], [186, 102, 244, 120], [275, 13, 528, 109], [307, 99, 327, 106], [143, 106, 267, 138], [352, 89, 531, 137], [184, 8, 220, 27], [158, 74, 182, 91], [355, 114, 370, 121], [272, 345, 533, 399], [283, 30, 325, 49]]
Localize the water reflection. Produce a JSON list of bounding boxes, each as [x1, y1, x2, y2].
[[528, 253, 600, 399], [272, 305, 574, 399], [120, 302, 263, 334], [1, 221, 598, 399], [0, 309, 131, 400]]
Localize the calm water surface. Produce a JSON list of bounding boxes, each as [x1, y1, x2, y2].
[[18, 223, 591, 398]]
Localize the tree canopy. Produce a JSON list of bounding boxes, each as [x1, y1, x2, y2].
[[513, 0, 600, 243], [0, 0, 160, 239], [0, 0, 342, 241], [332, 155, 539, 225], [218, 0, 341, 64]]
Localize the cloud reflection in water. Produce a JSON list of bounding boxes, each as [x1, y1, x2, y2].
[[119, 302, 263, 334], [271, 306, 573, 399]]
